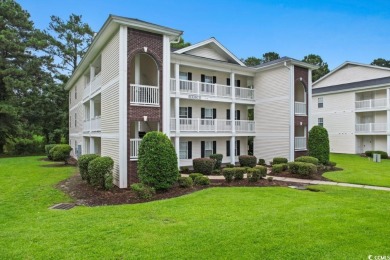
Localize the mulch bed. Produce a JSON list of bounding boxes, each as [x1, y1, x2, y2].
[[268, 168, 343, 181], [57, 173, 301, 207]]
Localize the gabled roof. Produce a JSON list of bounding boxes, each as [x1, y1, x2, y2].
[[252, 56, 319, 70], [173, 37, 246, 66], [313, 61, 390, 85]]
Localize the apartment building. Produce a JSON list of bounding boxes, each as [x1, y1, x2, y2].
[[65, 15, 316, 188], [311, 61, 390, 154]]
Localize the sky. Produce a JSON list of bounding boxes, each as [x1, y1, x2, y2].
[[18, 0, 390, 70]]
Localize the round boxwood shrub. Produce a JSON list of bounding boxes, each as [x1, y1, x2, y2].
[[138, 131, 179, 190], [295, 156, 319, 165], [239, 155, 257, 167], [247, 168, 261, 182], [257, 159, 266, 166], [45, 144, 57, 160], [209, 154, 223, 169], [78, 154, 100, 182], [222, 168, 235, 183], [288, 162, 317, 176], [194, 176, 210, 186], [193, 158, 215, 175], [88, 156, 114, 189], [254, 165, 267, 177], [234, 167, 246, 180], [308, 126, 330, 164], [130, 183, 156, 199], [272, 163, 287, 174], [178, 177, 193, 188], [50, 144, 72, 164], [273, 157, 288, 165], [189, 173, 203, 181]]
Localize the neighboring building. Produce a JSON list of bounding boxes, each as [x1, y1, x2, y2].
[[311, 61, 390, 155], [65, 15, 317, 188]]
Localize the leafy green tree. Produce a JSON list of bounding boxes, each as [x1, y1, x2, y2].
[[242, 52, 280, 66], [302, 54, 330, 82], [308, 126, 330, 164], [261, 52, 280, 63], [170, 37, 191, 50], [371, 58, 390, 68], [242, 56, 261, 66]]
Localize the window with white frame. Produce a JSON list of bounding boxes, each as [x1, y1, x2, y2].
[[318, 97, 323, 108], [204, 141, 213, 157], [179, 72, 188, 80], [318, 118, 323, 127], [179, 107, 188, 118], [180, 142, 188, 159], [204, 108, 213, 119]]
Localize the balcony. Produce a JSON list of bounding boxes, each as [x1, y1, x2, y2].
[[355, 99, 387, 111], [294, 102, 306, 115], [91, 73, 101, 94], [355, 123, 387, 134], [130, 138, 142, 160], [295, 137, 307, 150], [170, 118, 255, 133], [130, 84, 159, 106], [83, 116, 101, 133], [170, 79, 255, 102]]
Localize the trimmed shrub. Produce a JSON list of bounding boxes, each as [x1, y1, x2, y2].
[[234, 167, 246, 180], [254, 165, 267, 177], [225, 163, 235, 168], [189, 173, 203, 181], [257, 159, 266, 166], [88, 156, 114, 190], [288, 162, 317, 176], [365, 150, 388, 159], [7, 137, 45, 155], [45, 144, 57, 160], [138, 132, 179, 190], [50, 144, 72, 164], [131, 183, 156, 199], [247, 168, 261, 182], [180, 166, 190, 174], [326, 161, 337, 170], [273, 157, 288, 164], [308, 126, 330, 164], [222, 168, 235, 183], [295, 156, 319, 165], [212, 169, 221, 175], [239, 155, 257, 168], [78, 154, 100, 182], [194, 176, 210, 186], [272, 163, 287, 174], [210, 154, 223, 169], [193, 158, 215, 175], [178, 177, 193, 188]]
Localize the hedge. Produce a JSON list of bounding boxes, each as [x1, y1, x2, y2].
[[273, 157, 288, 164], [50, 144, 72, 164], [247, 168, 261, 182], [365, 150, 388, 159], [178, 177, 193, 188], [257, 159, 266, 166], [193, 158, 215, 175], [194, 176, 210, 185], [130, 183, 156, 199], [189, 173, 203, 181], [234, 167, 246, 180], [254, 165, 267, 177], [288, 162, 317, 176], [308, 126, 330, 164], [272, 163, 288, 173], [222, 168, 235, 183], [88, 156, 114, 190], [45, 144, 57, 160], [210, 154, 223, 169], [295, 156, 319, 165], [78, 154, 100, 182], [239, 155, 257, 167]]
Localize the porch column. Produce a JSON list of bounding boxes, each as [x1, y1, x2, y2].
[[230, 72, 236, 164], [89, 98, 95, 132], [135, 54, 140, 85], [387, 135, 390, 155], [89, 65, 95, 91], [175, 137, 180, 169], [230, 136, 236, 165], [175, 64, 180, 135], [90, 137, 95, 154]]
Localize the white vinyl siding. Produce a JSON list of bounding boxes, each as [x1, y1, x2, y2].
[[102, 138, 120, 186], [101, 31, 120, 86], [185, 45, 228, 62]]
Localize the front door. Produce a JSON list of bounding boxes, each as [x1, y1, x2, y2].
[[362, 136, 373, 153]]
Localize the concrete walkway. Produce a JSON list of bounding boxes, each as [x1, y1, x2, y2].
[[183, 174, 390, 191]]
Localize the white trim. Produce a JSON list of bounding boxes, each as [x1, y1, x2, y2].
[[118, 25, 128, 188], [312, 83, 390, 96], [163, 35, 171, 135], [289, 65, 295, 161], [308, 69, 312, 130]]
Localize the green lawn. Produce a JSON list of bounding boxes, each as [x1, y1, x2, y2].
[[324, 153, 390, 187], [1, 156, 390, 259]]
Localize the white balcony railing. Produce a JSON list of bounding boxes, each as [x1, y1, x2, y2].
[[130, 84, 159, 106], [130, 138, 142, 160], [83, 116, 101, 132], [170, 118, 255, 133], [91, 73, 101, 94], [170, 79, 254, 101], [355, 99, 387, 110], [294, 102, 307, 115], [295, 137, 307, 150], [355, 123, 387, 133]]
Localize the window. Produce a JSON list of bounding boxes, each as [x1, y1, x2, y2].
[[318, 97, 323, 108], [318, 118, 323, 127], [179, 141, 192, 159], [201, 141, 216, 158], [226, 140, 240, 156], [179, 107, 188, 118], [204, 108, 213, 119], [75, 113, 77, 127], [179, 72, 192, 91], [179, 72, 188, 80], [200, 74, 216, 93]]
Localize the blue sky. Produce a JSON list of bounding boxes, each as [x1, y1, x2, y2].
[[19, 0, 390, 70]]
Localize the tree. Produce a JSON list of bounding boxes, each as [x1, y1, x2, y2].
[[138, 131, 179, 190], [242, 56, 261, 66], [302, 54, 330, 82], [308, 126, 330, 164], [261, 52, 280, 63], [242, 52, 280, 66], [371, 58, 390, 68], [46, 14, 94, 75], [170, 37, 190, 50]]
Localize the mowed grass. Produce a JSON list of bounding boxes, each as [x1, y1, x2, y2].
[[324, 153, 390, 187], [1, 156, 390, 259]]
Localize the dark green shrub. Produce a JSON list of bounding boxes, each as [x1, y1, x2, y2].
[[326, 161, 337, 170], [50, 144, 72, 164], [45, 144, 57, 160], [234, 167, 246, 180], [88, 156, 114, 190], [272, 163, 287, 173], [178, 177, 193, 188], [189, 173, 203, 181], [257, 159, 266, 166], [222, 168, 235, 183], [225, 163, 235, 168], [78, 154, 100, 182], [247, 168, 261, 182], [365, 150, 388, 159], [210, 154, 223, 169], [273, 157, 288, 164], [193, 158, 215, 175], [211, 169, 221, 175], [308, 126, 330, 164], [138, 132, 179, 190], [130, 183, 156, 199], [180, 166, 190, 174], [295, 156, 319, 165], [239, 155, 257, 167], [194, 176, 210, 185], [288, 162, 317, 176], [254, 165, 267, 177], [7, 137, 45, 155]]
